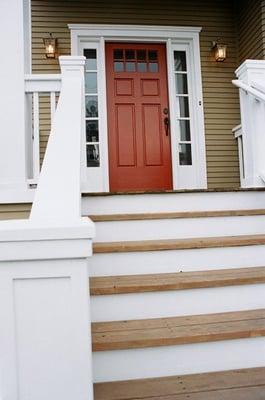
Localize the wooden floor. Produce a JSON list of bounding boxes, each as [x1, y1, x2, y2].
[[94, 367, 265, 400]]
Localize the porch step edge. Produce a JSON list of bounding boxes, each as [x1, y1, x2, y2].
[[90, 266, 265, 295], [93, 234, 265, 254], [83, 187, 265, 197], [92, 309, 265, 351], [94, 367, 265, 400], [89, 209, 265, 222]]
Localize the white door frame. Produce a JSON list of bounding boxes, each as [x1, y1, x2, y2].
[[69, 24, 207, 192]]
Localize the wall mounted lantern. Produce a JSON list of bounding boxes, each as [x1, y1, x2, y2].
[[43, 33, 57, 59], [212, 41, 227, 62]]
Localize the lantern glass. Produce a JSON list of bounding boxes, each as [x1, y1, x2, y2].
[[214, 44, 227, 62], [43, 37, 57, 58]]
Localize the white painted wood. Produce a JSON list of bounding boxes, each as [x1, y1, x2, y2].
[[233, 124, 246, 187], [50, 91, 56, 122], [82, 191, 265, 215], [70, 24, 206, 191], [91, 284, 265, 322], [0, 0, 29, 198], [93, 215, 265, 242], [0, 221, 94, 400], [93, 337, 265, 382], [89, 245, 265, 276], [33, 92, 40, 180], [24, 74, 62, 92], [25, 75, 62, 184], [30, 57, 85, 223], [234, 60, 265, 187]]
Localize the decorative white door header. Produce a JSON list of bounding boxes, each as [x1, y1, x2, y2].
[[69, 24, 207, 192]]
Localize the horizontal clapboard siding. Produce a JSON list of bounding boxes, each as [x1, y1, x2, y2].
[[262, 1, 265, 58], [0, 204, 31, 220], [236, 0, 264, 63], [31, 0, 241, 189]]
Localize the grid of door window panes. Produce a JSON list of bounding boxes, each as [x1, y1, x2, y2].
[[113, 49, 159, 73], [174, 51, 192, 165], [84, 49, 100, 167]]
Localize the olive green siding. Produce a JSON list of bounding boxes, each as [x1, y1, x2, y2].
[[262, 1, 265, 57], [32, 0, 241, 188], [0, 204, 31, 220], [236, 0, 264, 64]]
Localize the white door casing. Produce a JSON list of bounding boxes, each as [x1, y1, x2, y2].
[[69, 24, 207, 192]]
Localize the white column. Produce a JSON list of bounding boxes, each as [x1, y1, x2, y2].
[[235, 60, 265, 187], [0, 0, 32, 202], [0, 219, 95, 400]]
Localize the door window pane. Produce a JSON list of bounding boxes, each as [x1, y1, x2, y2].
[[125, 50, 135, 60], [148, 50, 158, 61], [86, 120, 99, 142], [86, 144, 100, 167], [84, 49, 97, 70], [179, 143, 192, 165], [126, 62, 136, 72], [175, 74, 188, 94], [174, 51, 187, 71], [85, 96, 98, 118], [114, 62, 124, 72], [177, 97, 189, 118], [85, 72, 97, 93], [149, 62, 158, 73], [179, 120, 191, 141], [137, 62, 147, 72], [137, 50, 146, 60], [114, 49, 123, 60]]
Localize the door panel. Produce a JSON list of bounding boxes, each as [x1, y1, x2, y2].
[[106, 43, 172, 191]]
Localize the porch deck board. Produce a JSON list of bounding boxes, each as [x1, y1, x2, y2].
[[90, 266, 265, 295], [92, 309, 265, 351], [89, 208, 265, 221], [94, 367, 265, 400], [93, 234, 265, 253]]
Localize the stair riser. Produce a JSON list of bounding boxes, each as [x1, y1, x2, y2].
[[93, 337, 265, 382], [83, 191, 265, 215], [93, 215, 265, 242], [89, 245, 265, 276], [91, 284, 265, 322]]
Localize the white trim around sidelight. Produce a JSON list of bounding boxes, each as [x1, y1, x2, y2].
[[69, 24, 207, 192]]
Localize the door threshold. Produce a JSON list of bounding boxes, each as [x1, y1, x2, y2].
[[82, 187, 265, 197]]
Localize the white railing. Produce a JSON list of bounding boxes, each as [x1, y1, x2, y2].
[[232, 124, 245, 186], [0, 57, 95, 400], [25, 74, 61, 184], [232, 60, 265, 187]]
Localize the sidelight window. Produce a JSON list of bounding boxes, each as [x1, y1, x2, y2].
[[174, 51, 192, 166], [84, 49, 100, 167]]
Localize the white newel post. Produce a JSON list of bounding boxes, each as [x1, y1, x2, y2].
[[0, 0, 31, 202], [235, 60, 265, 187], [0, 55, 95, 400]]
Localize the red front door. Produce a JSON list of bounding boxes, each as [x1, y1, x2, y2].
[[106, 43, 172, 192]]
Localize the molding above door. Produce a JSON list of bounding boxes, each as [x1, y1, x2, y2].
[[69, 24, 207, 192]]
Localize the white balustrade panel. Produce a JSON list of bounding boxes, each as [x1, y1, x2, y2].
[[24, 74, 62, 184]]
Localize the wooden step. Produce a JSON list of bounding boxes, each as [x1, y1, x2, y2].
[[89, 208, 265, 222], [92, 309, 265, 351], [94, 367, 265, 400], [90, 266, 265, 295], [93, 234, 265, 254]]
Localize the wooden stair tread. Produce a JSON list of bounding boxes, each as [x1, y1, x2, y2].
[[89, 208, 265, 222], [93, 234, 265, 253], [92, 309, 265, 351], [90, 266, 265, 295], [94, 367, 265, 400]]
